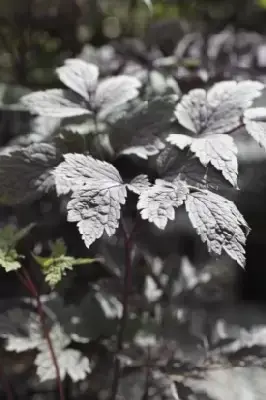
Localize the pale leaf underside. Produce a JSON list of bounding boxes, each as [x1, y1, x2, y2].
[[185, 191, 249, 267], [167, 133, 238, 186], [137, 179, 189, 229], [54, 154, 127, 249], [175, 80, 264, 135], [244, 107, 266, 151]]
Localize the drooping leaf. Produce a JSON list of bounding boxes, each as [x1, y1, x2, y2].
[[56, 58, 99, 101], [167, 134, 238, 186], [54, 154, 127, 249], [21, 89, 90, 118], [243, 107, 266, 151], [137, 179, 189, 229], [175, 81, 264, 135], [35, 324, 91, 382], [110, 95, 177, 159], [127, 175, 151, 195], [0, 143, 61, 205], [185, 190, 249, 267]]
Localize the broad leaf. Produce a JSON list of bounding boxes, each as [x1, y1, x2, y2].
[[0, 143, 61, 205], [21, 89, 90, 118], [175, 81, 264, 135], [244, 107, 266, 151], [56, 58, 99, 101], [167, 134, 238, 186], [94, 75, 141, 120], [185, 191, 249, 267], [35, 324, 90, 382], [137, 179, 189, 229], [54, 154, 127, 249], [127, 175, 151, 195]]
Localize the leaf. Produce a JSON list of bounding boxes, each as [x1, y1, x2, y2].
[[110, 95, 177, 159], [0, 224, 34, 272], [54, 154, 127, 249], [185, 190, 250, 267], [127, 175, 151, 195], [167, 134, 238, 186], [244, 107, 266, 151], [34, 238, 97, 287], [35, 324, 90, 382], [94, 75, 141, 120], [137, 179, 189, 229], [0, 309, 42, 353], [175, 81, 264, 135], [0, 143, 61, 205], [56, 58, 99, 101], [21, 89, 90, 118]]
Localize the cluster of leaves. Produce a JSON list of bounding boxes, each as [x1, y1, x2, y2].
[[13, 57, 266, 268], [2, 31, 266, 399]]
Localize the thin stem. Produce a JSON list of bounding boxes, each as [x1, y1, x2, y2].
[[0, 366, 13, 400], [110, 220, 133, 400], [18, 269, 65, 400]]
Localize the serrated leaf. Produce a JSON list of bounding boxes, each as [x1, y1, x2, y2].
[[167, 134, 238, 186], [34, 238, 96, 287], [110, 95, 177, 159], [137, 179, 189, 229], [0, 224, 34, 272], [185, 191, 249, 267], [0, 143, 61, 205], [35, 324, 90, 382], [127, 175, 151, 195], [56, 58, 99, 102], [54, 154, 127, 249], [244, 107, 266, 151], [175, 81, 264, 135], [21, 89, 90, 118]]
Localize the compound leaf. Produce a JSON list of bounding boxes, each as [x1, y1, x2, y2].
[[0, 143, 61, 205], [21, 89, 90, 118], [185, 191, 249, 267], [54, 155, 127, 249], [167, 134, 238, 186], [244, 107, 266, 151], [137, 179, 189, 229], [56, 58, 99, 101], [175, 81, 264, 135], [127, 175, 151, 195]]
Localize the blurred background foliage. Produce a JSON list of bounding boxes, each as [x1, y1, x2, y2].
[[1, 0, 266, 87]]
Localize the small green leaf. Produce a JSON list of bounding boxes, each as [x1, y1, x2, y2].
[[0, 224, 33, 272], [33, 238, 97, 287]]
